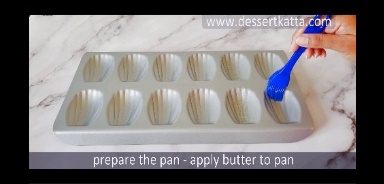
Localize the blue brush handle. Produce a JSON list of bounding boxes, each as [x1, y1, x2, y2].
[[281, 15, 332, 74]]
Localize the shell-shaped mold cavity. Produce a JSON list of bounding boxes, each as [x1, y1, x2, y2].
[[148, 89, 182, 125], [83, 54, 115, 82], [221, 53, 251, 81], [153, 54, 182, 82], [118, 54, 149, 82], [225, 88, 261, 124], [66, 89, 103, 126], [254, 52, 285, 80], [187, 88, 220, 124], [264, 90, 301, 124], [187, 53, 216, 81], [108, 89, 143, 126]]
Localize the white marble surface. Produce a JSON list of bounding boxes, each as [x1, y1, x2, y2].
[[29, 15, 356, 152]]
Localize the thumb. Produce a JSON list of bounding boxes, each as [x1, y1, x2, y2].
[[295, 34, 353, 53]]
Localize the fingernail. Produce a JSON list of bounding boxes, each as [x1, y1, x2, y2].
[[305, 53, 308, 59], [314, 54, 318, 58], [296, 35, 308, 46]]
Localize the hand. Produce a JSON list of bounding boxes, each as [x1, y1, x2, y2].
[[289, 15, 356, 63]]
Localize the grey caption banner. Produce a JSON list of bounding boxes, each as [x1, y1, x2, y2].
[[29, 152, 355, 169]]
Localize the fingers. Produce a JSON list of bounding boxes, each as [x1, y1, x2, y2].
[[295, 34, 355, 54], [304, 48, 327, 59], [289, 28, 305, 52], [324, 16, 339, 34], [320, 49, 326, 58], [305, 48, 314, 59], [304, 48, 326, 59], [324, 15, 356, 35], [289, 17, 312, 52], [289, 15, 355, 63], [289, 41, 300, 53], [314, 48, 322, 58]]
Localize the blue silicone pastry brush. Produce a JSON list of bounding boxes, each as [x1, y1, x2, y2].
[[266, 14, 332, 101]]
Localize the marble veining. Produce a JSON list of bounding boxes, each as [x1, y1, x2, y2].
[[29, 15, 356, 166]]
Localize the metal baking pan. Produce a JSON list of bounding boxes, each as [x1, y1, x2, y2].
[[53, 51, 314, 145]]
